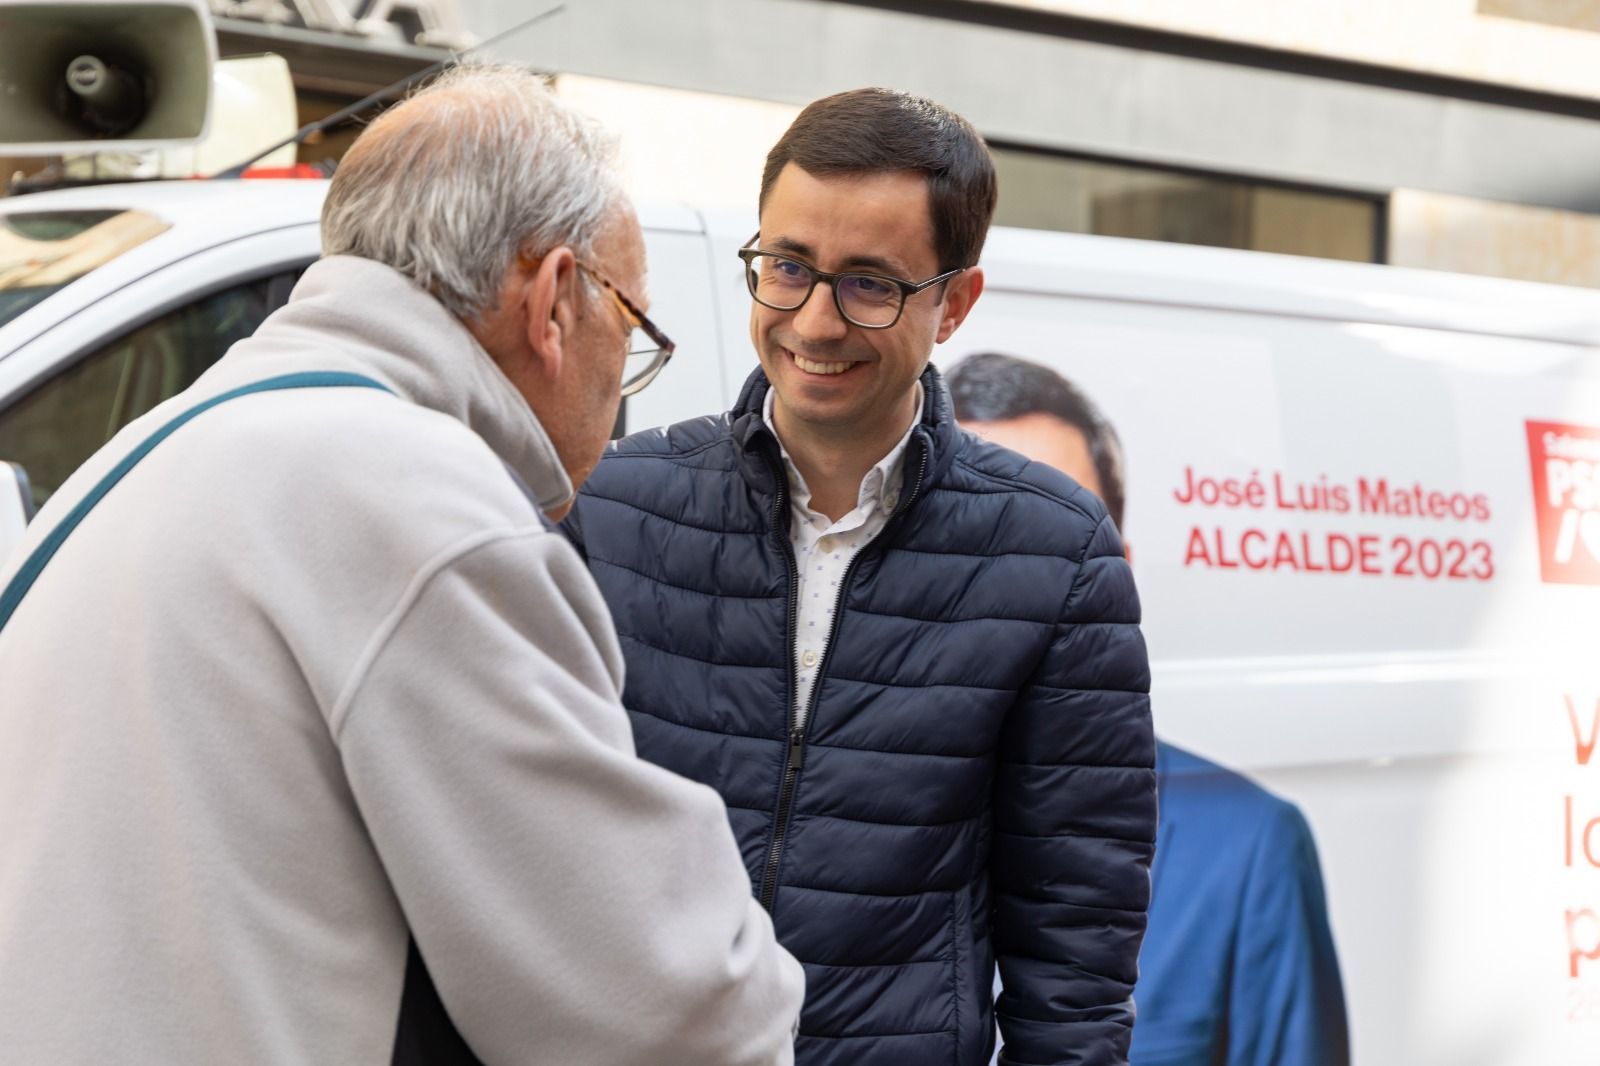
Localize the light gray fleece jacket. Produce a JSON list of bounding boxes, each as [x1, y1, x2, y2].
[[0, 255, 804, 1065]]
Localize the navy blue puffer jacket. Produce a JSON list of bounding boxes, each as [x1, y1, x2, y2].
[[562, 366, 1156, 1066]]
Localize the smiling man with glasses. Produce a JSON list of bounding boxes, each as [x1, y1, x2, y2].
[[564, 87, 1156, 1066]]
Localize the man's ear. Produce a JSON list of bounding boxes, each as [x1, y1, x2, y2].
[[521, 245, 582, 380], [935, 266, 984, 344]]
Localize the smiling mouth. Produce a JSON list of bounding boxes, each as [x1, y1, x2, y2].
[[788, 349, 861, 376]]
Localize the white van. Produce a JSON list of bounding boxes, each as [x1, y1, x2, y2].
[[2, 177, 1598, 1064]]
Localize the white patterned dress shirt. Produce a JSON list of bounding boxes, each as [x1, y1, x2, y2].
[[763, 385, 921, 729]]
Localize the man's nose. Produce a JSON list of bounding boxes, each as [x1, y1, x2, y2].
[[790, 282, 850, 342]]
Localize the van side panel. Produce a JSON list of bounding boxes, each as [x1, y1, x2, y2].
[[944, 270, 1600, 1065]]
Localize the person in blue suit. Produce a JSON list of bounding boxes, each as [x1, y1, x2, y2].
[[949, 352, 1350, 1066]]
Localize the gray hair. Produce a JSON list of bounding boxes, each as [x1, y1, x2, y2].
[[320, 63, 624, 321]]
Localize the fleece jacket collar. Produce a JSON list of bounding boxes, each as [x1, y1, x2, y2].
[[276, 255, 574, 512]]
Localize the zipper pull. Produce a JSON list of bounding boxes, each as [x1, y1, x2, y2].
[[788, 727, 806, 770]]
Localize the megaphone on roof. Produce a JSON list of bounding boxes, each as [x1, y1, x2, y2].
[[0, 0, 215, 155]]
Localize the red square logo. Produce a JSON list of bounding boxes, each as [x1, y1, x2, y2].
[[1527, 420, 1600, 585]]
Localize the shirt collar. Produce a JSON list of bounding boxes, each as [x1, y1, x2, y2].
[[762, 382, 922, 521]]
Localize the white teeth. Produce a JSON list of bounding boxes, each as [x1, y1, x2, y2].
[[793, 353, 855, 375]]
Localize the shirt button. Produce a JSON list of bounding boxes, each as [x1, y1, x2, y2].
[[817, 536, 835, 553], [884, 492, 899, 510], [801, 650, 818, 668]]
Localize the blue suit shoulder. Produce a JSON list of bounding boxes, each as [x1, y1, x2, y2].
[[1140, 742, 1349, 1066], [1155, 740, 1316, 861], [1159, 743, 1303, 821]]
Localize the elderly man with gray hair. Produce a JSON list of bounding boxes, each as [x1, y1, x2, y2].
[[0, 66, 803, 1065]]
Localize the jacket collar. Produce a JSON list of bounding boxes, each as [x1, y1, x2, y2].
[[266, 256, 574, 511], [730, 363, 961, 510]]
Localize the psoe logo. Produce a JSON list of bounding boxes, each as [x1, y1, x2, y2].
[[1527, 420, 1600, 585]]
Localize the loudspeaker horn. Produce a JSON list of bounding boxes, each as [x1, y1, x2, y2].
[[0, 0, 215, 155]]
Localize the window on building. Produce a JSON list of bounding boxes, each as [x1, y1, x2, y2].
[[991, 147, 1384, 263]]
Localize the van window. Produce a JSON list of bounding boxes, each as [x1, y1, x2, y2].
[[0, 210, 170, 328], [0, 269, 301, 509]]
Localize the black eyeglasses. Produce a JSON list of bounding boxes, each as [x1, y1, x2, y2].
[[577, 262, 676, 397], [737, 235, 964, 329]]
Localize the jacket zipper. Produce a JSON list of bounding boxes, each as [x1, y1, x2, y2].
[[759, 447, 802, 912], [756, 435, 932, 913]]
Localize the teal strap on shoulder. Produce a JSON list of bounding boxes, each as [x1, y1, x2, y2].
[[0, 371, 392, 634]]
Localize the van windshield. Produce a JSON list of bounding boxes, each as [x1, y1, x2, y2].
[[0, 209, 169, 328]]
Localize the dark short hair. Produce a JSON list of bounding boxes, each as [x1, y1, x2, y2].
[[759, 88, 997, 274], [946, 352, 1127, 531]]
